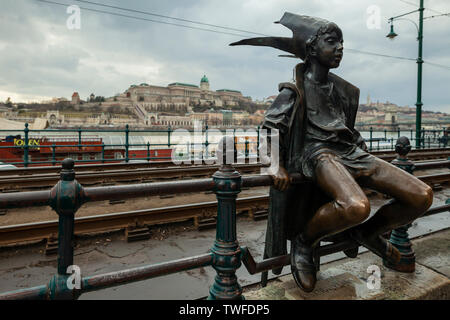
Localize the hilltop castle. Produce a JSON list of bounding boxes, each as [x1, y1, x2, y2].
[[124, 75, 252, 113]]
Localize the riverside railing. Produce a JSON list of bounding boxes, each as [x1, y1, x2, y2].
[[0, 124, 448, 167], [0, 136, 449, 300]]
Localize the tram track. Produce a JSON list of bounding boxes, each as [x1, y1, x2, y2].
[[0, 163, 263, 191], [0, 172, 448, 247], [0, 152, 449, 191], [0, 147, 449, 177]]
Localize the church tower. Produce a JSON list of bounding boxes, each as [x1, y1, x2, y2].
[[200, 75, 210, 91]]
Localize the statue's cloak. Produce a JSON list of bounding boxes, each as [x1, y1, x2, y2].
[[261, 63, 361, 271]]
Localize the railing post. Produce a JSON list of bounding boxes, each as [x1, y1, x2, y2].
[[147, 142, 150, 162], [369, 127, 373, 151], [186, 142, 190, 161], [257, 125, 260, 160], [205, 124, 209, 160], [421, 127, 425, 148], [384, 137, 415, 273], [48, 158, 86, 299], [208, 137, 243, 300], [101, 144, 105, 163], [245, 137, 249, 159], [168, 125, 172, 148], [52, 144, 56, 166], [24, 123, 29, 167], [78, 127, 82, 150], [125, 124, 129, 163]]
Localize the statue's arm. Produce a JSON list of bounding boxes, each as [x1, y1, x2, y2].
[[259, 87, 297, 190]]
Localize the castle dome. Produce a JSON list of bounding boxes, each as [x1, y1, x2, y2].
[[200, 75, 209, 83]]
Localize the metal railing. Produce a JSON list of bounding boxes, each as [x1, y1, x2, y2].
[[1, 124, 448, 167], [366, 127, 449, 151], [0, 137, 449, 300]]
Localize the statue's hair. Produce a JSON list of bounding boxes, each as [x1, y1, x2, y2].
[[304, 22, 342, 65]]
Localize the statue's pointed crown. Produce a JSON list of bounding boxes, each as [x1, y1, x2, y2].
[[230, 12, 334, 60]]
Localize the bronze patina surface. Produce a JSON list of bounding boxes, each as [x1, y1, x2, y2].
[[231, 12, 433, 292]]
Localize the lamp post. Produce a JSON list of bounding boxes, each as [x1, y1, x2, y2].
[[386, 0, 424, 149]]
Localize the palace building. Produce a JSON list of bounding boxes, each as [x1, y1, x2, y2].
[[125, 75, 252, 113]]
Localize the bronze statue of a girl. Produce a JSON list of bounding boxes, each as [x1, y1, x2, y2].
[[231, 12, 433, 292]]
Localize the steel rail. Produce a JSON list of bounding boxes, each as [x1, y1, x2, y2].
[[0, 163, 263, 190], [0, 172, 308, 210], [0, 158, 448, 191], [0, 196, 269, 246], [0, 147, 448, 177]]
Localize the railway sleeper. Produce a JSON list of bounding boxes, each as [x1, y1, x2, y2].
[[125, 224, 151, 242], [252, 209, 268, 221], [195, 217, 217, 231], [45, 234, 58, 255], [109, 199, 126, 205]]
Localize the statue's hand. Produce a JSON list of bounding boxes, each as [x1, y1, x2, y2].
[[360, 141, 368, 152], [271, 166, 291, 191]]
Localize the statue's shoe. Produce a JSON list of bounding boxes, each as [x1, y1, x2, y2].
[[343, 246, 359, 258], [290, 235, 317, 292], [351, 231, 401, 265], [272, 267, 283, 275]]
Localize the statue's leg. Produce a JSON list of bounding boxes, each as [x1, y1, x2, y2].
[[354, 157, 433, 237], [301, 153, 371, 246], [350, 157, 433, 263], [291, 153, 370, 292]]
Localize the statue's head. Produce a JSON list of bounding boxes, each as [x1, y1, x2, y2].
[[230, 12, 343, 68], [304, 22, 343, 69], [395, 136, 412, 157]]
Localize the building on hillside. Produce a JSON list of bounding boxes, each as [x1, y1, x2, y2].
[[125, 76, 252, 113], [71, 92, 81, 105]]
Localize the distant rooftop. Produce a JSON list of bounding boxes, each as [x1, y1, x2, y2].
[[216, 89, 241, 93], [168, 82, 199, 88]]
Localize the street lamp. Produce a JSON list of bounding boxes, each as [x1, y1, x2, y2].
[[386, 20, 398, 40], [386, 0, 424, 148]]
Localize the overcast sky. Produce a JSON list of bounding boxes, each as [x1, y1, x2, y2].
[[1, 0, 449, 112]]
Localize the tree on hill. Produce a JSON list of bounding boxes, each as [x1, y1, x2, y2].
[[94, 96, 105, 102]]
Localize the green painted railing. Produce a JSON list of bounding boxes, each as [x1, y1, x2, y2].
[[1, 124, 448, 168], [0, 124, 263, 167]]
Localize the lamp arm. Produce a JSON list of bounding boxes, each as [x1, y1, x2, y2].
[[390, 9, 420, 20], [392, 18, 420, 35]]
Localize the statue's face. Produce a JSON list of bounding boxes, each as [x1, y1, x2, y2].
[[313, 30, 343, 69]]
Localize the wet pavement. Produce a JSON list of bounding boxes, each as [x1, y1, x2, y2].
[[0, 188, 448, 300]]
